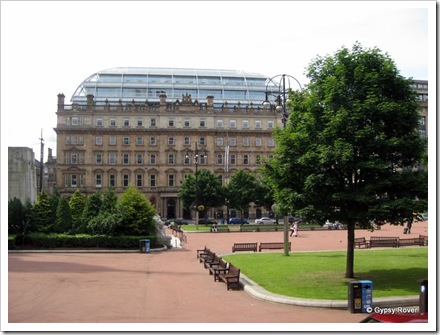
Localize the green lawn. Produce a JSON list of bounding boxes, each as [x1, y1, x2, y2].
[[222, 248, 428, 300]]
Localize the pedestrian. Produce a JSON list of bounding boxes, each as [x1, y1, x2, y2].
[[289, 223, 295, 236], [292, 222, 299, 237], [211, 223, 218, 233], [406, 217, 413, 234]]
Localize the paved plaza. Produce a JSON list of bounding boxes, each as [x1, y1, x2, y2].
[[7, 221, 428, 331]]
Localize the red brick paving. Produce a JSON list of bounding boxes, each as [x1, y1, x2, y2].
[[7, 221, 428, 331]]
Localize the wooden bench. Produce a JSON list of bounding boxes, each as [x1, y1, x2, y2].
[[232, 242, 258, 252], [218, 263, 241, 290], [203, 253, 220, 269], [355, 237, 369, 249], [259, 242, 291, 252], [208, 258, 229, 282], [368, 236, 399, 248], [399, 235, 427, 247], [196, 246, 210, 259]]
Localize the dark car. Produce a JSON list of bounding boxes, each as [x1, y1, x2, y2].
[[229, 218, 249, 224], [360, 313, 428, 323], [198, 218, 217, 225], [288, 217, 303, 224], [164, 218, 189, 226]]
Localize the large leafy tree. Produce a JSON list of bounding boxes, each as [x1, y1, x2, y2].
[[33, 190, 53, 233], [116, 187, 156, 235], [227, 169, 257, 221], [69, 189, 86, 233], [265, 43, 427, 278], [178, 169, 224, 219], [54, 196, 72, 233]]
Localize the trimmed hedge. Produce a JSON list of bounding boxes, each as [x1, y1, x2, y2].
[[10, 233, 158, 250]]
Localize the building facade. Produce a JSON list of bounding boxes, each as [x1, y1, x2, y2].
[[54, 68, 429, 220], [8, 147, 38, 203]]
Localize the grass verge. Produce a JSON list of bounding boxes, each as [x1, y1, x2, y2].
[[222, 248, 427, 300]]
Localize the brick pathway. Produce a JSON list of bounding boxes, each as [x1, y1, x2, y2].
[[7, 221, 428, 331]]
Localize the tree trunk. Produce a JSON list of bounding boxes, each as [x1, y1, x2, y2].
[[345, 221, 355, 278]]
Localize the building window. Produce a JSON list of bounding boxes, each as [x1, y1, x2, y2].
[[255, 138, 262, 146], [184, 137, 191, 146], [216, 154, 223, 165], [168, 137, 175, 145], [71, 153, 78, 164], [95, 136, 103, 145], [95, 174, 102, 188], [229, 138, 237, 146], [123, 119, 130, 127], [255, 120, 262, 129], [123, 153, 130, 165], [184, 119, 191, 127], [217, 120, 223, 128], [110, 118, 116, 127], [256, 155, 262, 165], [96, 153, 103, 165], [242, 120, 249, 128], [200, 119, 206, 127], [71, 117, 78, 126], [230, 154, 236, 165], [150, 175, 157, 187], [136, 136, 144, 145], [150, 118, 157, 127], [168, 153, 175, 165], [71, 175, 77, 187], [184, 155, 190, 165], [168, 175, 175, 187], [243, 155, 249, 165], [230, 120, 236, 128], [136, 174, 143, 187], [200, 155, 207, 165], [123, 174, 130, 187], [199, 137, 206, 145], [150, 137, 157, 145], [137, 118, 143, 127], [242, 138, 250, 146], [168, 119, 175, 127], [109, 174, 116, 187], [268, 120, 274, 129], [123, 137, 130, 145], [96, 118, 103, 127], [216, 137, 224, 146], [268, 138, 275, 147], [150, 154, 156, 165], [109, 153, 117, 165], [109, 136, 117, 145], [136, 153, 143, 165]]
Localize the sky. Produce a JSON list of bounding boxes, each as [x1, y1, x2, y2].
[[1, 1, 434, 160]]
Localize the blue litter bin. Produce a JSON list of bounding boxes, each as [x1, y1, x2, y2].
[[144, 239, 150, 253]]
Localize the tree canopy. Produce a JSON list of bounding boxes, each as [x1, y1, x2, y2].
[[264, 43, 427, 277]]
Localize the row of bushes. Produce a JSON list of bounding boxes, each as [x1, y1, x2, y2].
[[9, 233, 158, 250]]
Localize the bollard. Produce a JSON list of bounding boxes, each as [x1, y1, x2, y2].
[[145, 239, 150, 253]]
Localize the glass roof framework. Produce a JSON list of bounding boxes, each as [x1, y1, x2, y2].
[[71, 67, 281, 107]]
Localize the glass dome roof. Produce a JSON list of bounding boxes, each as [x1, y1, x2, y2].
[[71, 67, 277, 106]]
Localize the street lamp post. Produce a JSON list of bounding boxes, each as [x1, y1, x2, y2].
[[263, 74, 302, 256], [186, 142, 206, 230]]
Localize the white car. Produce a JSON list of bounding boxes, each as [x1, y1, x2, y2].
[[255, 217, 276, 224]]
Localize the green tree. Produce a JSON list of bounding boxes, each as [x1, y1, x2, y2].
[[116, 187, 156, 235], [48, 189, 60, 226], [81, 192, 102, 232], [33, 190, 53, 233], [265, 43, 427, 278], [178, 169, 224, 220], [101, 187, 118, 213], [54, 196, 73, 233], [69, 189, 86, 232], [8, 197, 24, 235], [227, 169, 257, 221]]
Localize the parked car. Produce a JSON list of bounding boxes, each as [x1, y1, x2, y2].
[[164, 218, 191, 226], [255, 217, 276, 224], [360, 313, 428, 323], [198, 218, 217, 225], [229, 218, 249, 224]]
